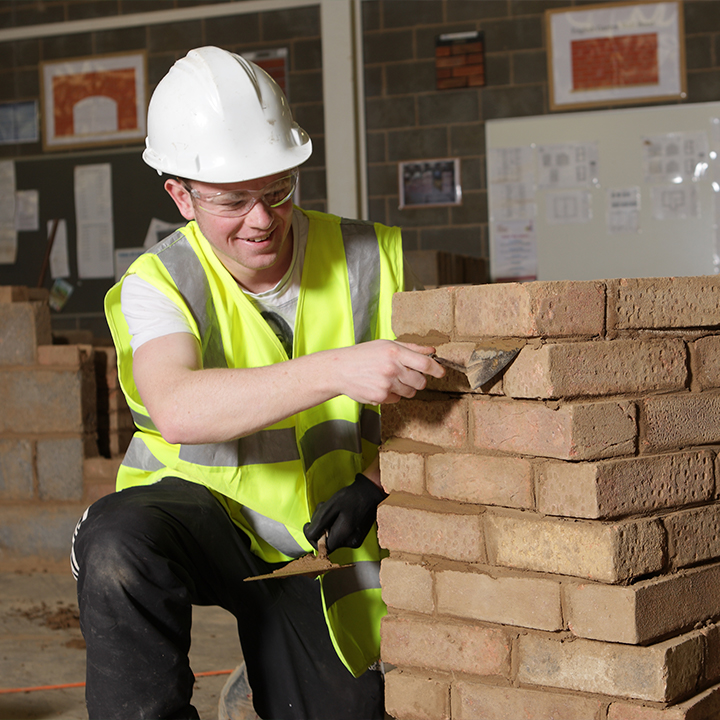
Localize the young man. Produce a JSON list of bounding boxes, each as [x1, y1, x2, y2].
[[72, 46, 443, 720]]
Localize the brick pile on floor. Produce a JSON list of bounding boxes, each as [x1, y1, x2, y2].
[[378, 277, 720, 720]]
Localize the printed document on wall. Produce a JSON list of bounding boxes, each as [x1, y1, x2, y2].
[[491, 218, 537, 282], [536, 142, 598, 188], [0, 161, 17, 264], [74, 163, 114, 278]]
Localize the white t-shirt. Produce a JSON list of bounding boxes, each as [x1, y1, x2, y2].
[[121, 209, 420, 355]]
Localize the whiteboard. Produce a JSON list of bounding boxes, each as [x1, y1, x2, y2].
[[486, 102, 720, 282]]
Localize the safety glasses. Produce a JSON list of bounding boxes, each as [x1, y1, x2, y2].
[[182, 170, 298, 218]]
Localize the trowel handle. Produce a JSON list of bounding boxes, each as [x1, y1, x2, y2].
[[317, 532, 329, 560]]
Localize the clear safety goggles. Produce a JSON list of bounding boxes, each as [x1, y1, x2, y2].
[[182, 169, 298, 218]]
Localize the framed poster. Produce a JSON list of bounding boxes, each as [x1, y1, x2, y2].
[[546, 1, 686, 111], [399, 158, 462, 209], [40, 51, 147, 150]]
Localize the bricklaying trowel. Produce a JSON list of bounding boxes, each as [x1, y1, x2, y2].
[[244, 533, 353, 582], [432, 339, 526, 390]]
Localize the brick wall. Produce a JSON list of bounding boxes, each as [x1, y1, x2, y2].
[[379, 276, 720, 719], [0, 287, 127, 564]]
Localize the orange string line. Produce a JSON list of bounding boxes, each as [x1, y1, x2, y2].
[[0, 669, 234, 694]]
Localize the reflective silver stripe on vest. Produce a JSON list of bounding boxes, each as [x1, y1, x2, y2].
[[240, 506, 307, 558], [150, 231, 227, 370], [177, 427, 300, 467], [340, 219, 381, 345], [121, 436, 166, 472], [322, 560, 382, 609], [131, 408, 158, 432]]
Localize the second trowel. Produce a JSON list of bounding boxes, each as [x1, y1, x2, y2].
[[432, 339, 526, 390]]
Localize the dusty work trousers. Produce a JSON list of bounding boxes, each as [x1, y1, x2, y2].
[[71, 477, 384, 720]]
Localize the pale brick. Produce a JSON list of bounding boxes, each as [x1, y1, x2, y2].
[[392, 287, 454, 339], [0, 439, 34, 499], [0, 368, 95, 434], [538, 451, 714, 519], [379, 440, 426, 495], [641, 392, 720, 451], [701, 624, 720, 683], [484, 512, 664, 583], [503, 339, 687, 399], [664, 504, 720, 569], [565, 563, 720, 645], [384, 668, 450, 720], [608, 683, 720, 719], [380, 558, 434, 614], [471, 397, 637, 461], [0, 286, 29, 302], [435, 568, 562, 631], [455, 280, 605, 338], [381, 397, 467, 449], [517, 631, 704, 703], [691, 336, 720, 391], [377, 494, 485, 562], [426, 452, 534, 509], [0, 302, 51, 365], [83, 456, 123, 482], [608, 276, 720, 330], [37, 437, 84, 501], [381, 615, 511, 677], [453, 680, 607, 720], [37, 344, 89, 368]]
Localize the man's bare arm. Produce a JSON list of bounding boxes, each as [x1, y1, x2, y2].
[[133, 332, 444, 445]]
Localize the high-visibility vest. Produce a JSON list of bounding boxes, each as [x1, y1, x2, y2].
[[105, 208, 404, 676]]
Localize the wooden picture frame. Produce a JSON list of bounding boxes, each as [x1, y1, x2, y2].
[[40, 51, 147, 151], [546, 1, 686, 112]]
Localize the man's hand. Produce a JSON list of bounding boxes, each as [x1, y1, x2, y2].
[[303, 474, 388, 554], [330, 340, 445, 406]]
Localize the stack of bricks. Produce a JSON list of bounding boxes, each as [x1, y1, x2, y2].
[[0, 287, 125, 564], [378, 276, 720, 720]]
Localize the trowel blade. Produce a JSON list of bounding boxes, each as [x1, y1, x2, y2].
[[434, 340, 525, 390]]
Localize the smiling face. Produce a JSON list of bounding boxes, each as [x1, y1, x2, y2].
[[165, 172, 295, 294]]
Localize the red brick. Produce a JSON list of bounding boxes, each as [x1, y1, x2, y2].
[[565, 563, 720, 645], [538, 451, 714, 519], [381, 614, 511, 677], [485, 511, 664, 583], [380, 558, 434, 614], [392, 288, 454, 340], [455, 280, 605, 338], [471, 396, 636, 461], [382, 397, 467, 449], [426, 452, 534, 509], [517, 630, 704, 703], [384, 668, 450, 720], [503, 339, 687, 399], [608, 277, 720, 331], [379, 439, 426, 495], [691, 335, 720, 390], [377, 494, 485, 562], [435, 567, 562, 631], [664, 503, 720, 569], [641, 392, 720, 451], [453, 680, 608, 720]]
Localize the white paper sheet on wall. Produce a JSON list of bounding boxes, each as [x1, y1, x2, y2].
[[536, 143, 599, 188], [607, 187, 641, 234], [545, 190, 592, 224], [15, 189, 39, 231], [74, 163, 114, 279], [642, 132, 709, 183], [0, 160, 17, 264], [491, 218, 538, 282], [651, 184, 700, 220], [49, 218, 70, 278]]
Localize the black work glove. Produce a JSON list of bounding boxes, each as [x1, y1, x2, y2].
[[303, 473, 388, 555]]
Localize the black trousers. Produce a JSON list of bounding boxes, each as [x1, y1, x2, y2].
[[72, 477, 384, 720]]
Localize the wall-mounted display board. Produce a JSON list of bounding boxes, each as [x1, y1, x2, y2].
[[0, 148, 182, 335], [486, 101, 720, 283]]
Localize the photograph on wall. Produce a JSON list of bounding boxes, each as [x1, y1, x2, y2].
[[0, 100, 39, 145], [399, 159, 462, 209], [41, 52, 147, 151], [546, 1, 686, 111]]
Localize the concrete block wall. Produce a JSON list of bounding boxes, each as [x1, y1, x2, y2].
[[379, 276, 720, 719], [0, 287, 125, 566]]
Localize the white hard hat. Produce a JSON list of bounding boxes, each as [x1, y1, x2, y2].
[[142, 46, 312, 183]]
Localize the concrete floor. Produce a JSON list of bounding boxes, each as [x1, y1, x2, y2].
[[0, 568, 246, 720]]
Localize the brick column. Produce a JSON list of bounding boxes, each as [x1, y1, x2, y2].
[[379, 277, 720, 720]]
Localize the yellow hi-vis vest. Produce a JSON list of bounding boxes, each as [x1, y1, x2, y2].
[[104, 208, 404, 676]]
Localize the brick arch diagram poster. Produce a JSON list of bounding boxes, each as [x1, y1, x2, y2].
[[41, 52, 147, 151]]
